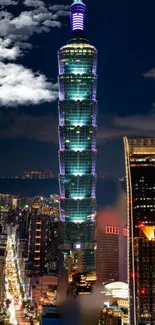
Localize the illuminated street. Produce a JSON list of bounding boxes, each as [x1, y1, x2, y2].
[[5, 234, 30, 325]]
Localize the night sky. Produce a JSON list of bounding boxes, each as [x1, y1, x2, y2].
[[0, 0, 155, 179]]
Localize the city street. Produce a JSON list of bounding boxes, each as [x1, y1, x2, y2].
[[5, 234, 30, 325]]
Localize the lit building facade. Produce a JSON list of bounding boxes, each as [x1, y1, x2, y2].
[[99, 306, 129, 325], [58, 0, 98, 273], [27, 208, 59, 310], [99, 282, 129, 325], [99, 307, 122, 325], [134, 226, 155, 325], [124, 137, 155, 325], [97, 226, 119, 282], [28, 208, 59, 276], [0, 234, 7, 305], [119, 226, 127, 283]]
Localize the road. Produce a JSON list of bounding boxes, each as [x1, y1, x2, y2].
[[5, 234, 30, 325]]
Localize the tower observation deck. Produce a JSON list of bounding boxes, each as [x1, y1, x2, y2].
[[58, 0, 98, 274]]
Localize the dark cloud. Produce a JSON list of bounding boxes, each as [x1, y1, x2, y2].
[[0, 110, 58, 142], [98, 113, 155, 141], [1, 110, 155, 144]]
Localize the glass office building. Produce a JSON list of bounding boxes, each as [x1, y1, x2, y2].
[[124, 137, 155, 325], [58, 0, 98, 273]]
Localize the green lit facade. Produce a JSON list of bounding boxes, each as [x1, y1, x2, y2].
[[58, 0, 98, 272]]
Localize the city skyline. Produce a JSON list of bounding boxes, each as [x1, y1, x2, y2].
[[0, 0, 154, 180], [1, 1, 155, 323]]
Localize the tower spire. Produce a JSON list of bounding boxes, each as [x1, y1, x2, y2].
[[70, 0, 86, 34]]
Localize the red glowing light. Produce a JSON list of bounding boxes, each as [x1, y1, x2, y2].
[[139, 222, 144, 227], [93, 149, 97, 152], [130, 200, 133, 204], [105, 226, 119, 235], [131, 273, 136, 278], [60, 196, 64, 200], [140, 289, 146, 295], [60, 149, 64, 152]]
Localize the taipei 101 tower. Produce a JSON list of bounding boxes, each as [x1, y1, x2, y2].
[[58, 0, 98, 276]]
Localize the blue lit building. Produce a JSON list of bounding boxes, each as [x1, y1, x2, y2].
[[58, 0, 98, 273]]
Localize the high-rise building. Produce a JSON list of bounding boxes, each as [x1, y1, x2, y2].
[[134, 225, 155, 325], [27, 208, 59, 309], [97, 226, 119, 283], [58, 0, 98, 275], [124, 137, 155, 325], [119, 226, 127, 283], [28, 207, 59, 276]]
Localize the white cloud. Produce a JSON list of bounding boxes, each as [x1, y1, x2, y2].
[[144, 67, 155, 106], [15, 41, 32, 50], [10, 12, 36, 28], [0, 2, 69, 48], [23, 0, 45, 8], [50, 5, 69, 11], [144, 67, 155, 79], [0, 0, 18, 6], [43, 19, 61, 27], [56, 9, 70, 17], [0, 37, 20, 59], [0, 1, 69, 106], [0, 62, 58, 106]]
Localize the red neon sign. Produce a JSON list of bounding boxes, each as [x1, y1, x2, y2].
[[105, 227, 119, 235]]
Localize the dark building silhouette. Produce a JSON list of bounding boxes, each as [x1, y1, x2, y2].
[[124, 137, 155, 325]]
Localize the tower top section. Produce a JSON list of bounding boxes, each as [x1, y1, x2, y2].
[[70, 0, 86, 34], [73, 0, 84, 3]]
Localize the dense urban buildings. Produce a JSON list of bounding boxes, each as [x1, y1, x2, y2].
[[0, 193, 60, 323], [58, 0, 98, 277], [26, 202, 60, 310], [124, 137, 155, 325], [99, 282, 129, 325], [0, 233, 7, 306], [23, 170, 54, 179]]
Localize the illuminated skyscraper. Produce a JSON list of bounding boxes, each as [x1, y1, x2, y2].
[[134, 225, 155, 325], [124, 137, 155, 325], [58, 0, 98, 274]]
